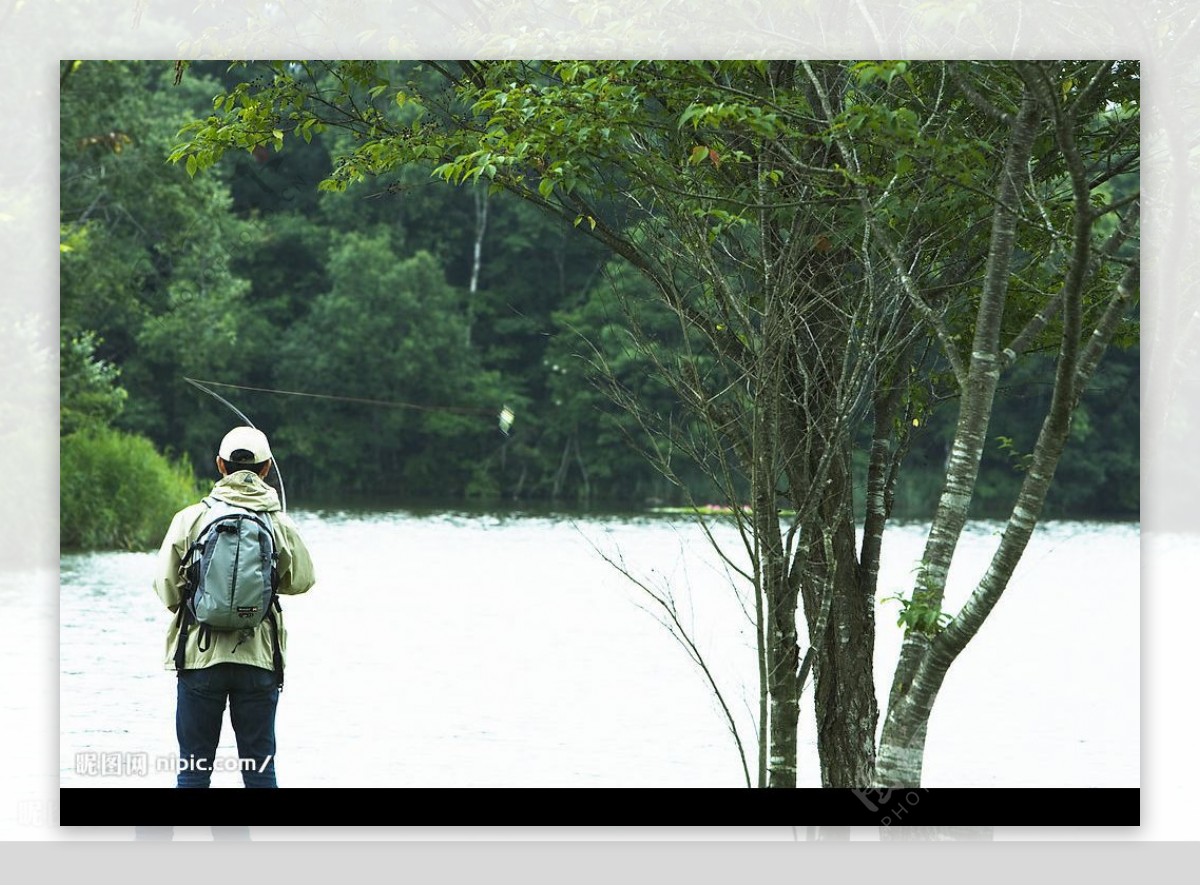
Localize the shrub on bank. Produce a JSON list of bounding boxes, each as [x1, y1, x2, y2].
[[61, 427, 204, 552]]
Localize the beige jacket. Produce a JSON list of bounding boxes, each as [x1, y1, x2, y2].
[[153, 471, 316, 674]]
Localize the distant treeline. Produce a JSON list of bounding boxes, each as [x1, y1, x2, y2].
[[59, 61, 1137, 551]]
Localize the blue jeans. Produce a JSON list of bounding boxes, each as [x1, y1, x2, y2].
[[176, 663, 279, 788]]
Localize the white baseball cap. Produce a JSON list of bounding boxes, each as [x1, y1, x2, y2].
[[218, 426, 273, 464]]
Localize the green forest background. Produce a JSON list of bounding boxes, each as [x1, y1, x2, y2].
[[59, 61, 1139, 551]]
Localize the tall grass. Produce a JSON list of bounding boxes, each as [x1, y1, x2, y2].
[[60, 427, 205, 552]]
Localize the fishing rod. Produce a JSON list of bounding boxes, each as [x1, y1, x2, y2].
[[183, 377, 517, 509], [184, 377, 289, 512]]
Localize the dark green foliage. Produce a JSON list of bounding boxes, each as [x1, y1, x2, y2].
[[274, 238, 506, 497], [60, 427, 204, 552], [60, 331, 127, 436], [539, 260, 699, 504], [1045, 346, 1140, 517], [59, 60, 1139, 551]]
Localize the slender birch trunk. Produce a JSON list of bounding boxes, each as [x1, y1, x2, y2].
[[464, 183, 488, 348], [876, 63, 1139, 786]]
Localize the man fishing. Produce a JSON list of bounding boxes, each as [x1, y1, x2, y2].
[[152, 425, 316, 788]]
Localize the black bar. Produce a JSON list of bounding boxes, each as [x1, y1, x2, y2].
[[60, 787, 1138, 827]]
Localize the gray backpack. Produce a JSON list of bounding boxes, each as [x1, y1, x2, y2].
[[179, 497, 279, 647]]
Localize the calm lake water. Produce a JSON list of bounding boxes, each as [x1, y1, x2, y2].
[[57, 508, 1138, 791]]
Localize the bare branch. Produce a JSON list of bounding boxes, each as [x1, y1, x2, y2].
[[948, 63, 1013, 125], [581, 529, 755, 788]]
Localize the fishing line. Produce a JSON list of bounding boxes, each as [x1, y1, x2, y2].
[[184, 377, 516, 433]]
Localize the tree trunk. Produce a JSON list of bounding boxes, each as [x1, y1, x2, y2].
[[764, 567, 799, 787], [876, 89, 1042, 787], [799, 451, 878, 787], [757, 447, 799, 787], [464, 183, 489, 348]]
